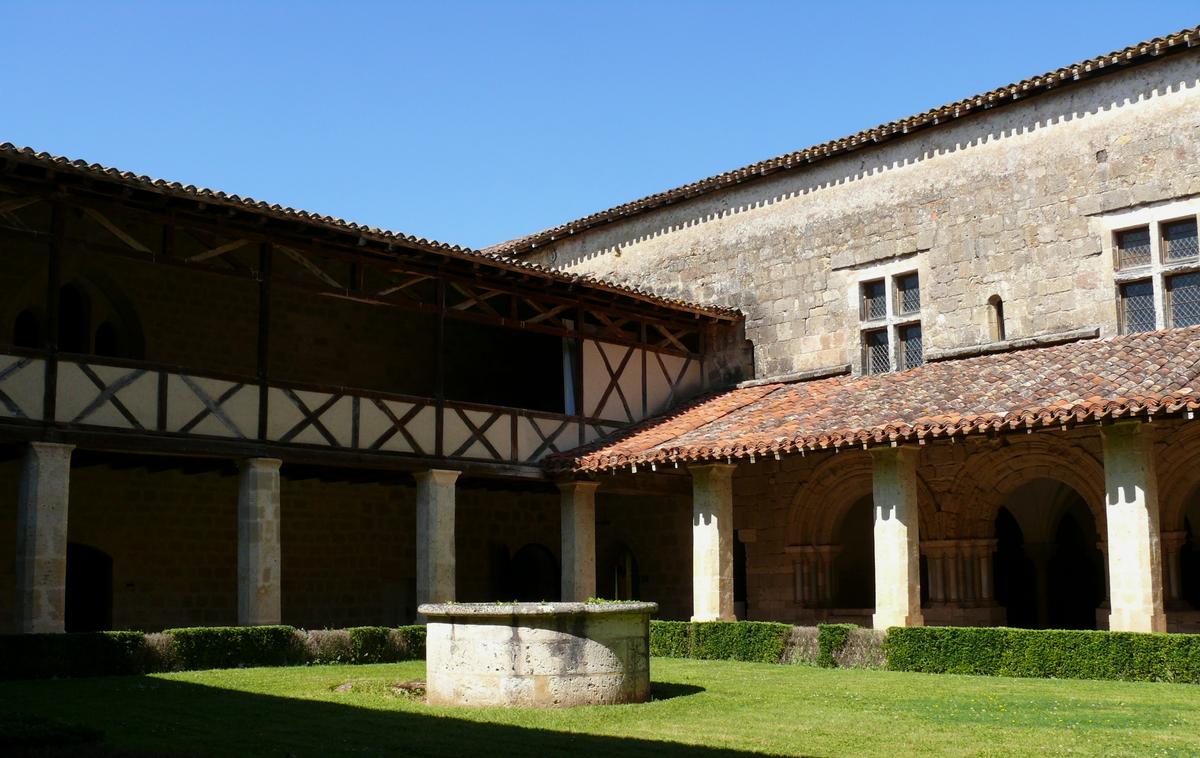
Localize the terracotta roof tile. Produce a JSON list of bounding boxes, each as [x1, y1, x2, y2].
[[491, 25, 1200, 257], [551, 327, 1200, 473], [0, 143, 739, 321]]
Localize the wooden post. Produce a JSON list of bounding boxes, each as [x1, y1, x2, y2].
[[434, 276, 446, 457], [257, 242, 272, 441], [43, 201, 65, 424]]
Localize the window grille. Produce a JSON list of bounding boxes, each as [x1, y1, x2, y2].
[[1116, 227, 1152, 269], [1120, 279, 1155, 334], [862, 329, 890, 375], [1168, 272, 1200, 328], [898, 323, 923, 370], [1163, 219, 1199, 262], [896, 273, 920, 316], [861, 279, 886, 321]]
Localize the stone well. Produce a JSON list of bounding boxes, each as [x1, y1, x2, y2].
[[419, 601, 657, 707]]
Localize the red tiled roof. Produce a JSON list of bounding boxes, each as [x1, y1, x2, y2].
[[550, 327, 1200, 473], [0, 143, 739, 321], [491, 24, 1200, 257]]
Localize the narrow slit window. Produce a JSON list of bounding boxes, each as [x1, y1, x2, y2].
[[1119, 279, 1156, 334], [1163, 219, 1199, 262], [861, 279, 886, 321], [863, 328, 890, 375], [987, 295, 1006, 342], [1168, 272, 1200, 328], [898, 323, 923, 370], [1116, 226, 1152, 270], [896, 273, 920, 316]]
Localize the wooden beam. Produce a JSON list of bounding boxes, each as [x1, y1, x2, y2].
[[257, 242, 272, 440]]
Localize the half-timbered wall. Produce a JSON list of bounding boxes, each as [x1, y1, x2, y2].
[[0, 180, 731, 472]]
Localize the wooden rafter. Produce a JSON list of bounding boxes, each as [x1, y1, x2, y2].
[[277, 245, 345, 290], [186, 238, 252, 263], [448, 282, 505, 318], [82, 207, 153, 254]]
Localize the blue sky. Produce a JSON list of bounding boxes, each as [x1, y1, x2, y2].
[[5, 2, 1198, 249]]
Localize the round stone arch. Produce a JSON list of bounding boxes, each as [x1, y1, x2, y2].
[[949, 437, 1107, 539], [786, 449, 942, 546], [1154, 422, 1200, 531]]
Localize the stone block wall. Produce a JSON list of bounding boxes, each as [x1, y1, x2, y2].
[[524, 53, 1200, 379], [0, 457, 695, 631]]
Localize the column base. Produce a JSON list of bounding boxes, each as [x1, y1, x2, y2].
[[691, 613, 738, 622], [1108, 609, 1167, 633], [872, 610, 924, 629]]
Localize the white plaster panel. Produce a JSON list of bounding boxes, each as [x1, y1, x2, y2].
[[0, 355, 44, 420], [583, 340, 643, 422], [55, 362, 156, 429]]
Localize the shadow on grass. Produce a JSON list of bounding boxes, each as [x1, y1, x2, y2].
[[1, 676, 779, 758], [650, 682, 705, 701]]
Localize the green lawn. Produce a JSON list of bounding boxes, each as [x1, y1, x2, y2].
[[2, 659, 1199, 757]]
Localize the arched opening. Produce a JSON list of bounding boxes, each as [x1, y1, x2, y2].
[[66, 543, 113, 632], [508, 543, 559, 602], [992, 479, 1103, 629], [987, 295, 1006, 342], [58, 283, 91, 354], [831, 494, 874, 609], [12, 309, 41, 349], [603, 544, 639, 601]]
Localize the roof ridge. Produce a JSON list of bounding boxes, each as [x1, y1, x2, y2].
[[490, 23, 1200, 257]]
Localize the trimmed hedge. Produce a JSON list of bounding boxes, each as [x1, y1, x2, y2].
[[648, 620, 691, 658], [0, 624, 427, 680], [817, 624, 855, 667], [164, 625, 306, 670], [886, 626, 1200, 683], [649, 620, 791, 663], [0, 631, 149, 680]]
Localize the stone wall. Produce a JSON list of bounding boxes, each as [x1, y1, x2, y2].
[[524, 52, 1200, 379], [727, 419, 1200, 629], [0, 457, 693, 631]]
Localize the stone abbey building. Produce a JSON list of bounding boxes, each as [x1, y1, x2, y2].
[[5, 26, 1200, 636]]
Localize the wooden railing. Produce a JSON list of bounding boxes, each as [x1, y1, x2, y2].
[[0, 351, 625, 466]]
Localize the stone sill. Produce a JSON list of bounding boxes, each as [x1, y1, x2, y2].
[[924, 327, 1100, 363], [737, 364, 851, 389], [419, 601, 659, 618]]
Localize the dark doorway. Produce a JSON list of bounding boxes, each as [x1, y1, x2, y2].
[[832, 495, 874, 608], [994, 506, 1037, 627], [1046, 512, 1103, 629], [508, 543, 559, 602], [65, 543, 113, 632]]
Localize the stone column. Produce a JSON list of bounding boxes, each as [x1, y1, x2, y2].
[[16, 442, 74, 634], [416, 469, 460, 608], [870, 447, 924, 629], [1101, 422, 1167, 633], [691, 463, 736, 621], [559, 480, 599, 602], [238, 458, 282, 626]]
